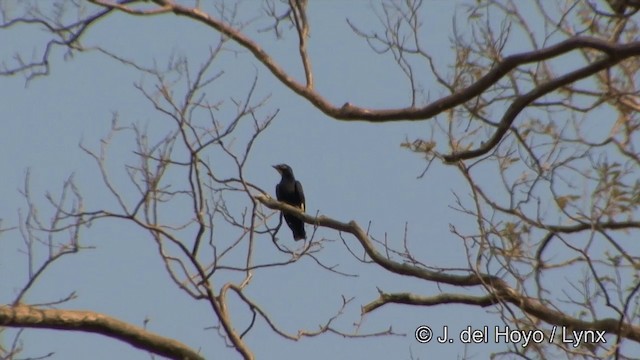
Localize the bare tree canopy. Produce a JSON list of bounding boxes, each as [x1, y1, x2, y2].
[[1, 1, 639, 359]]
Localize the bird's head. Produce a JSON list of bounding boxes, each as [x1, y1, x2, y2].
[[273, 164, 294, 178]]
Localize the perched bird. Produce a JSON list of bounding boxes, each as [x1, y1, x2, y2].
[[273, 164, 306, 240]]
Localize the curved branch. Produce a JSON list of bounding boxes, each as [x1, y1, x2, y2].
[[255, 194, 640, 344], [0, 305, 204, 360], [362, 290, 640, 342], [443, 54, 623, 162], [256, 194, 486, 286], [124, 2, 640, 124]]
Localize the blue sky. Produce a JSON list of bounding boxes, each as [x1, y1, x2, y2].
[[2, 1, 629, 359]]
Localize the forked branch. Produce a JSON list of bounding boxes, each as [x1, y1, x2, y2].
[[256, 194, 640, 344]]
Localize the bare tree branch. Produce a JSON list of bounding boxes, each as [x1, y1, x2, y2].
[[256, 194, 640, 344], [0, 305, 204, 360]]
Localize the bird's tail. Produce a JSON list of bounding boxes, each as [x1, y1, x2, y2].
[[293, 228, 306, 241]]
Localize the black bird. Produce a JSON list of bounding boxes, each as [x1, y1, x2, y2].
[[273, 164, 306, 240]]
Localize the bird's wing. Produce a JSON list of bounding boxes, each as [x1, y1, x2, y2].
[[295, 180, 306, 212], [275, 183, 283, 201]]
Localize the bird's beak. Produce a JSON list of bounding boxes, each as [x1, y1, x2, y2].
[[272, 165, 281, 173]]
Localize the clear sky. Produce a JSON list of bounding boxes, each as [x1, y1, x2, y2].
[[0, 1, 620, 359]]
